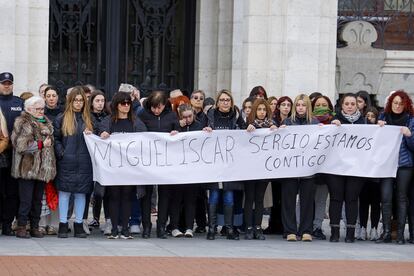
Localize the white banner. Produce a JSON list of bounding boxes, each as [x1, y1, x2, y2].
[[84, 125, 402, 185]]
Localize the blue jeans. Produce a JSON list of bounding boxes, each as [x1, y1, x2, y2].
[[209, 189, 233, 206], [59, 191, 85, 223], [129, 196, 141, 226]]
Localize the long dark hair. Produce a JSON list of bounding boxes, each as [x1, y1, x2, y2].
[[110, 92, 134, 122]]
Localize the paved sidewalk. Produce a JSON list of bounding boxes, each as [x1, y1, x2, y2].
[[0, 256, 413, 276]]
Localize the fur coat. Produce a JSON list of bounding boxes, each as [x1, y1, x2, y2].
[[11, 112, 56, 182]]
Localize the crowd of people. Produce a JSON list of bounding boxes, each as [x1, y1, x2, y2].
[[0, 71, 413, 244]]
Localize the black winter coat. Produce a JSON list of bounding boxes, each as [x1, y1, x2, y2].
[[45, 105, 64, 123], [206, 108, 246, 191], [179, 119, 203, 132], [53, 112, 94, 194], [138, 103, 179, 132]]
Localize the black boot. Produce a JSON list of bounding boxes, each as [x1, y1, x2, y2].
[[73, 222, 87, 238], [156, 223, 167, 239], [142, 223, 152, 239], [377, 200, 392, 243], [224, 205, 239, 240], [345, 225, 355, 243], [207, 204, 217, 240], [329, 225, 339, 242], [58, 222, 68, 238], [254, 226, 265, 240], [245, 227, 253, 240]]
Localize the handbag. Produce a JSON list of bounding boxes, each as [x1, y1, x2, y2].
[[45, 181, 58, 211]]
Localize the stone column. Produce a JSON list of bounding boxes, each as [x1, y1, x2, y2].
[[0, 0, 49, 95], [232, 0, 338, 101]]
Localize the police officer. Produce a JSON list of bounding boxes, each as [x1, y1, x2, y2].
[[0, 72, 24, 235]]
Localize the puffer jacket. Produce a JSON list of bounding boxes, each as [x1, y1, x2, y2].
[[379, 112, 414, 168], [138, 101, 179, 132], [53, 112, 93, 194], [11, 112, 56, 181]]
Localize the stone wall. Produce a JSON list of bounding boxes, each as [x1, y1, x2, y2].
[[0, 0, 49, 95]]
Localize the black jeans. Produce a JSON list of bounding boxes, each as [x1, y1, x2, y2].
[[380, 167, 413, 230], [326, 175, 363, 226], [17, 179, 45, 228], [170, 184, 198, 230], [107, 185, 134, 231], [0, 167, 19, 227], [244, 180, 268, 227], [281, 178, 315, 235], [359, 179, 381, 228]]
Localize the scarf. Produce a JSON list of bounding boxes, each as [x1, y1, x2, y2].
[[252, 118, 274, 128], [387, 112, 408, 126], [31, 115, 46, 123], [341, 109, 361, 123], [313, 107, 334, 124]]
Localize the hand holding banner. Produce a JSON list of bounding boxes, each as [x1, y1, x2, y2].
[[84, 125, 402, 185]]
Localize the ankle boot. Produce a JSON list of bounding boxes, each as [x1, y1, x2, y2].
[[15, 226, 30, 239], [142, 223, 152, 239], [254, 226, 265, 240], [345, 225, 355, 243], [156, 223, 167, 239], [207, 204, 217, 240], [30, 228, 44, 238], [74, 222, 87, 238], [224, 205, 239, 240], [58, 222, 68, 238], [330, 225, 339, 242], [397, 227, 405, 245]]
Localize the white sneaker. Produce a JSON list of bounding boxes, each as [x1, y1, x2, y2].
[[370, 227, 378, 241], [184, 229, 193, 238], [358, 227, 366, 241], [82, 219, 91, 235], [172, 229, 183, 237], [355, 225, 361, 239], [103, 219, 112, 236], [130, 225, 141, 234]]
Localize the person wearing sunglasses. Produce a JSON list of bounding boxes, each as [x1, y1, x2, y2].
[[99, 92, 147, 239], [190, 90, 208, 127]]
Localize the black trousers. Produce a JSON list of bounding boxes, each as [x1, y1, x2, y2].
[[267, 180, 283, 232], [17, 179, 45, 228], [195, 186, 208, 228], [244, 180, 268, 227], [140, 185, 154, 228], [281, 178, 315, 235], [0, 167, 19, 227], [92, 193, 110, 220], [326, 175, 363, 226], [380, 167, 413, 229], [359, 179, 381, 228], [157, 185, 175, 226], [170, 184, 198, 230], [107, 185, 134, 231]]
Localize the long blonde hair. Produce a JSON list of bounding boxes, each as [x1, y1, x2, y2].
[[291, 94, 313, 123], [62, 86, 93, 136], [0, 108, 8, 137]]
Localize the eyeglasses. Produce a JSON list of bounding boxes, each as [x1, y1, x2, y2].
[[120, 101, 131, 106], [74, 99, 84, 103], [33, 107, 45, 112], [219, 98, 231, 103], [392, 101, 403, 106], [192, 96, 204, 101]]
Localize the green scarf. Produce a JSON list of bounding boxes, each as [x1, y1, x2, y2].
[[31, 115, 46, 123]]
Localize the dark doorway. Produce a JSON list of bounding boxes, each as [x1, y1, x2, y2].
[[48, 0, 196, 99]]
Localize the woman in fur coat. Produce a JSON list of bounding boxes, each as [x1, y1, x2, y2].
[[11, 96, 56, 238]]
